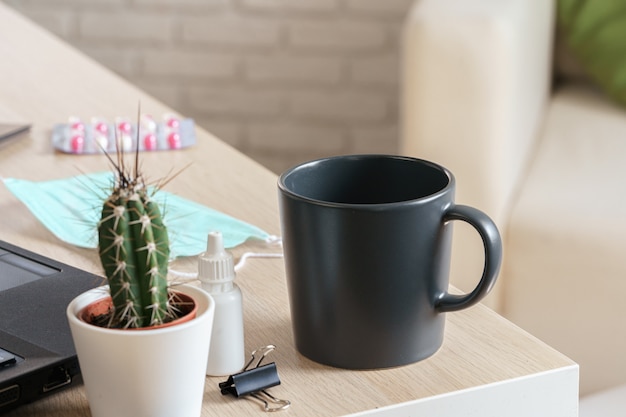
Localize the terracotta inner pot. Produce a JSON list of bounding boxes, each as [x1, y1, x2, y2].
[[79, 290, 197, 330]]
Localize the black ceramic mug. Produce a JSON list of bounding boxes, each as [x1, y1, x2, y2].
[[277, 154, 502, 369]]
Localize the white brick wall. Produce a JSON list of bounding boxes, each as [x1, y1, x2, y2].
[[3, 0, 412, 173]]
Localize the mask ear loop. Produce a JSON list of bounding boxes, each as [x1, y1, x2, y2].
[[234, 252, 283, 272], [234, 235, 283, 271], [168, 235, 283, 281]]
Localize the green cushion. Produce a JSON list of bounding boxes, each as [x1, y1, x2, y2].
[[558, 0, 626, 107]]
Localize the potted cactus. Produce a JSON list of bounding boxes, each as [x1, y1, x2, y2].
[[94, 165, 173, 328], [66, 136, 215, 417]]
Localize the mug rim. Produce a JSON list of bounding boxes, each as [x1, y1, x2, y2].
[[277, 154, 454, 208]]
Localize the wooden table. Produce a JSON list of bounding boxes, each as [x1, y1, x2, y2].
[[0, 3, 578, 416]]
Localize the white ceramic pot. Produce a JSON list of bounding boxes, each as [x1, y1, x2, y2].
[[67, 284, 215, 417]]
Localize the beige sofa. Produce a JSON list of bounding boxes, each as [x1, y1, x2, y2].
[[401, 0, 626, 397]]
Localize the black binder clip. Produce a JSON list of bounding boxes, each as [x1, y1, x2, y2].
[[219, 345, 291, 412]]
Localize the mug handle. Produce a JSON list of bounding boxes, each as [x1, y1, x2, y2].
[[435, 204, 502, 313]]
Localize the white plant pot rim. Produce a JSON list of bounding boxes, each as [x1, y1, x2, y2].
[[67, 284, 206, 334]]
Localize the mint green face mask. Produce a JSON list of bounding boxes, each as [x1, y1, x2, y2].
[[3, 172, 271, 259]]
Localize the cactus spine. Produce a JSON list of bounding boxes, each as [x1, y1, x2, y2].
[[98, 170, 172, 328]]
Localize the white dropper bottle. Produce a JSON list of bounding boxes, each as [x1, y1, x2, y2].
[[198, 231, 245, 376]]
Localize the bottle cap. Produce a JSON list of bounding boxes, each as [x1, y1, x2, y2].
[[198, 231, 235, 284]]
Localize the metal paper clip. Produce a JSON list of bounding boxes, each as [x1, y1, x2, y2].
[[219, 345, 290, 412]]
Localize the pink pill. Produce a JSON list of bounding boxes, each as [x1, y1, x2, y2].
[[144, 133, 157, 150], [118, 121, 132, 134], [95, 122, 108, 134], [168, 132, 181, 149], [166, 117, 179, 129], [71, 122, 85, 132], [71, 135, 84, 153]]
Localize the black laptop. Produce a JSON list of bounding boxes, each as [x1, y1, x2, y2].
[[0, 240, 101, 413]]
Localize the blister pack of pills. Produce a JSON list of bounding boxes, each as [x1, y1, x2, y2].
[[51, 114, 196, 154]]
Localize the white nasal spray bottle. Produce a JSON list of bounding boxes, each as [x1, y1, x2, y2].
[[198, 231, 245, 376]]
